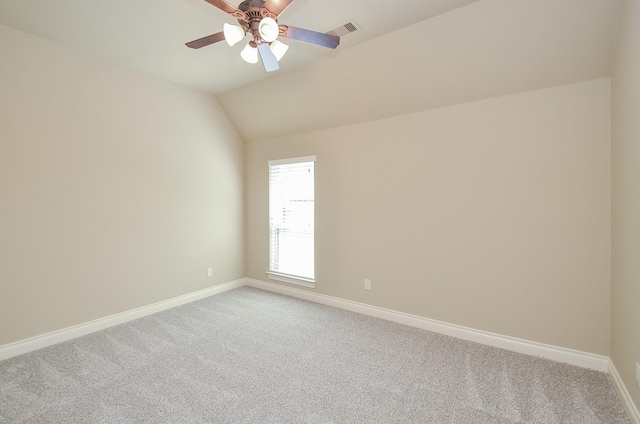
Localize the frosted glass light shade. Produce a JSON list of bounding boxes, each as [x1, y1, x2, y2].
[[270, 40, 289, 61], [223, 23, 245, 46], [240, 43, 259, 64], [258, 17, 279, 42]]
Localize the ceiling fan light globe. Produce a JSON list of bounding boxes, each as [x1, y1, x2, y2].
[[258, 17, 279, 42], [240, 43, 259, 64], [270, 40, 289, 61], [223, 23, 245, 46]]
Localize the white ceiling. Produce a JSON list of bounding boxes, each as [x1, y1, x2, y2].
[[0, 0, 479, 95], [218, 0, 622, 142], [0, 0, 622, 143]]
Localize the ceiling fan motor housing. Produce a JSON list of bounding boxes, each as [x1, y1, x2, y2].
[[185, 0, 340, 72], [237, 0, 280, 44], [238, 0, 266, 12]]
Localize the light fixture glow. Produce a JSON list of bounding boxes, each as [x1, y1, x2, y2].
[[223, 23, 245, 46], [240, 43, 259, 64], [270, 40, 289, 61], [258, 17, 279, 42]]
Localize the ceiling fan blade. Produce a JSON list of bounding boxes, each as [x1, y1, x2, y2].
[[185, 32, 226, 49], [257, 43, 280, 72], [263, 0, 295, 17], [279, 25, 340, 49], [203, 0, 242, 15]]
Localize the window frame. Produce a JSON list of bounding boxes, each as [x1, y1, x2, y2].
[[266, 156, 316, 288]]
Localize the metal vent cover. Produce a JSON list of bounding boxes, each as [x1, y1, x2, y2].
[[327, 20, 360, 37]]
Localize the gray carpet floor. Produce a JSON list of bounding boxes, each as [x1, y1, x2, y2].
[[0, 286, 630, 423]]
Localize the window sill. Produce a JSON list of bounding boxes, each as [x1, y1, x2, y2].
[[266, 272, 316, 288]]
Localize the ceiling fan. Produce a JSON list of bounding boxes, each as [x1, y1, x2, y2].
[[186, 0, 340, 72]]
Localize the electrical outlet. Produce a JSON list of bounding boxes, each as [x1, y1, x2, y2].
[[207, 267, 213, 277], [636, 363, 640, 389], [364, 279, 371, 290]]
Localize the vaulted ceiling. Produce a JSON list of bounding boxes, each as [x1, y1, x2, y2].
[[0, 0, 622, 143]]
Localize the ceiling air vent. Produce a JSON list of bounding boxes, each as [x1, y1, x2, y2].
[[327, 20, 361, 38]]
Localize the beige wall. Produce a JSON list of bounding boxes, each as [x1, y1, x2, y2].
[[0, 25, 245, 346], [247, 79, 612, 355], [612, 0, 640, 411]]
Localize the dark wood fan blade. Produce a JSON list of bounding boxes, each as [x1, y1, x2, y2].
[[186, 32, 226, 49], [279, 25, 340, 49], [257, 43, 280, 72], [263, 0, 294, 17], [203, 0, 241, 15]]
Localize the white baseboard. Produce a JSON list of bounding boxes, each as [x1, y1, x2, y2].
[[609, 359, 640, 424], [0, 277, 612, 373], [243, 278, 609, 372], [2, 276, 636, 421], [0, 279, 244, 361]]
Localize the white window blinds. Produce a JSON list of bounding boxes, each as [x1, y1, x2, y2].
[[268, 156, 315, 281]]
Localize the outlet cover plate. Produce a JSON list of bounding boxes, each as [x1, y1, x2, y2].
[[636, 363, 640, 389]]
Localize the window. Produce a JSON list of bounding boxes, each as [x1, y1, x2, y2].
[[267, 156, 315, 287]]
